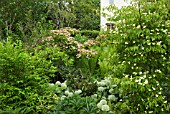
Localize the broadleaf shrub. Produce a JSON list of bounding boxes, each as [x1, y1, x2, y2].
[[0, 41, 58, 113], [103, 0, 170, 113]]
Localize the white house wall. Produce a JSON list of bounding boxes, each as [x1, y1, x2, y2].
[[100, 0, 131, 31]]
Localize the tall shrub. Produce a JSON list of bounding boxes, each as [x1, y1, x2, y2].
[[106, 0, 170, 113], [0, 41, 57, 113]]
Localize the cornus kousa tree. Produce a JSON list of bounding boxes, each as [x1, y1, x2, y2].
[[106, 0, 170, 113]]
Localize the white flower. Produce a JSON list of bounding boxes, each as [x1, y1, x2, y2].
[[91, 94, 97, 99], [101, 105, 110, 111], [65, 90, 69, 95], [139, 72, 142, 75], [61, 83, 67, 89], [144, 79, 148, 85], [100, 99, 107, 105], [152, 87, 156, 90], [157, 41, 162, 45], [103, 79, 110, 85], [143, 75, 146, 78], [161, 108, 164, 111], [112, 84, 117, 88], [97, 102, 103, 109], [125, 42, 128, 44], [97, 81, 106, 86], [61, 95, 66, 100], [55, 81, 61, 85], [164, 101, 167, 104], [68, 92, 73, 97], [149, 111, 153, 113], [162, 29, 167, 33], [98, 87, 105, 92], [138, 82, 142, 85], [141, 47, 144, 50], [125, 75, 129, 78], [133, 72, 137, 75], [136, 25, 140, 29], [155, 69, 161, 73], [140, 77, 144, 80], [75, 90, 82, 95], [135, 79, 139, 83], [109, 89, 114, 93], [49, 83, 54, 86], [108, 95, 117, 101]]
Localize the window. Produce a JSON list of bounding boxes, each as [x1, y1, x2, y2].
[[106, 23, 114, 30], [109, 0, 114, 4]]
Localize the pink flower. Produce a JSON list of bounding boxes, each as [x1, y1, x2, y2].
[[76, 53, 81, 58], [77, 43, 84, 48]]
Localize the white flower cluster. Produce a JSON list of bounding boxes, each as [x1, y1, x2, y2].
[[60, 89, 82, 100], [54, 81, 67, 90], [50, 80, 83, 100], [65, 90, 73, 97], [97, 99, 110, 112], [108, 95, 117, 101], [75, 90, 82, 95], [95, 77, 118, 112]]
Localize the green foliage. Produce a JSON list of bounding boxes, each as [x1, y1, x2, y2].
[[51, 95, 98, 114], [0, 0, 49, 41], [103, 0, 170, 113], [0, 41, 58, 113], [78, 30, 100, 39], [0, 0, 100, 42]]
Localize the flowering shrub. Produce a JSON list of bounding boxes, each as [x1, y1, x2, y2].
[[38, 28, 100, 96], [37, 27, 99, 59], [89, 77, 119, 113], [104, 0, 170, 113]]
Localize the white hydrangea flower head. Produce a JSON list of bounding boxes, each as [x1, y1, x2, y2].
[[98, 87, 105, 92], [100, 99, 107, 105], [75, 90, 82, 95], [97, 102, 103, 109], [61, 83, 67, 89], [108, 95, 117, 101], [101, 105, 110, 111], [55, 81, 61, 85], [68, 92, 73, 97], [49, 83, 54, 86], [61, 95, 66, 100], [65, 90, 69, 95]]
